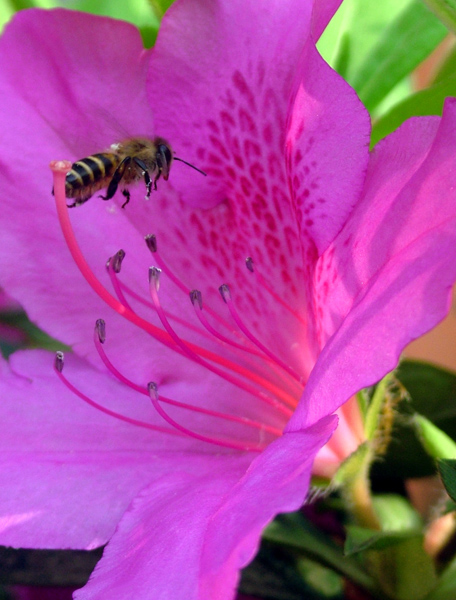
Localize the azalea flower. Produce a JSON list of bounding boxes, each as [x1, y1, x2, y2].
[[0, 1, 455, 599]]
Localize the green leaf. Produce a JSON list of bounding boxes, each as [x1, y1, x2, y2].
[[263, 512, 379, 595], [345, 525, 421, 555], [371, 360, 456, 480], [345, 494, 422, 555], [6, 0, 34, 11], [239, 544, 336, 600], [351, 0, 447, 111], [423, 556, 456, 600], [373, 494, 422, 531], [148, 0, 175, 18], [416, 415, 456, 460], [422, 0, 456, 34], [0, 311, 68, 357], [371, 71, 456, 146], [345, 527, 437, 600], [438, 459, 456, 502], [36, 0, 161, 36], [318, 0, 413, 79]]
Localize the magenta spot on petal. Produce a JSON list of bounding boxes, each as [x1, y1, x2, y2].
[[263, 125, 273, 145], [220, 110, 236, 128], [257, 59, 266, 88], [171, 63, 319, 319], [240, 176, 252, 197], [209, 135, 231, 160], [244, 139, 261, 159], [207, 152, 224, 166], [226, 165, 237, 180], [239, 108, 258, 135], [234, 155, 244, 169], [207, 119, 220, 134], [265, 212, 277, 232], [232, 70, 257, 112]]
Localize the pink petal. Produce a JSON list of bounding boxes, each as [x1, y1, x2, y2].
[[0, 3, 369, 383], [0, 9, 157, 360], [311, 0, 343, 40], [290, 101, 456, 428], [74, 417, 336, 600], [148, 0, 370, 248], [0, 350, 207, 549]]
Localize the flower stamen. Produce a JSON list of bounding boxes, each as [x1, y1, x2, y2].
[[51, 164, 295, 405], [146, 233, 243, 340], [51, 161, 301, 452], [148, 267, 293, 415], [106, 250, 134, 311], [148, 382, 266, 452], [189, 288, 302, 397], [94, 320, 283, 438], [219, 283, 305, 385], [53, 351, 180, 436]]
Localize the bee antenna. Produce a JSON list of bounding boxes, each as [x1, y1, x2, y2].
[[174, 156, 207, 177]]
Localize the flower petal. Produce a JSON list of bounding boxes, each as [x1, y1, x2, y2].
[[0, 9, 158, 359], [290, 102, 456, 427], [74, 416, 336, 600], [0, 350, 214, 549], [311, 0, 343, 40], [147, 0, 370, 249]]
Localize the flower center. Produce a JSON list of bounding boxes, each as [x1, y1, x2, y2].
[[50, 160, 307, 453]]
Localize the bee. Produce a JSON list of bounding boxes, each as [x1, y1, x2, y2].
[[60, 137, 206, 208]]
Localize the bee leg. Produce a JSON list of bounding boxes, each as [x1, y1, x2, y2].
[[99, 156, 131, 201], [67, 195, 93, 208], [121, 189, 131, 209], [133, 158, 152, 200], [153, 170, 161, 191]]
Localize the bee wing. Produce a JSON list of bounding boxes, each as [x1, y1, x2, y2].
[[64, 104, 156, 159]]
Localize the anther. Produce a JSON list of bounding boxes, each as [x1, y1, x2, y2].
[[148, 381, 159, 400], [219, 284, 231, 303], [95, 318, 106, 344], [145, 234, 158, 253], [149, 266, 162, 291], [55, 351, 65, 373], [245, 257, 254, 273], [109, 249, 126, 274], [190, 289, 203, 310]]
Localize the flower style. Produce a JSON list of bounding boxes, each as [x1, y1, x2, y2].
[[0, 1, 455, 599]]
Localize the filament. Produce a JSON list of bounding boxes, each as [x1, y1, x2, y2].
[[94, 320, 283, 437], [149, 267, 293, 416], [54, 351, 180, 437], [219, 284, 304, 385], [50, 161, 305, 453], [51, 161, 296, 407], [148, 382, 265, 452]]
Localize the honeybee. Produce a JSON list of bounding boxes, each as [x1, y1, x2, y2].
[[60, 137, 206, 208]]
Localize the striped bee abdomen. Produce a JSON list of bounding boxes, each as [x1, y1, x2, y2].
[[65, 153, 118, 195]]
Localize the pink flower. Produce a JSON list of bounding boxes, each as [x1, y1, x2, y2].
[[0, 2, 455, 599]]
